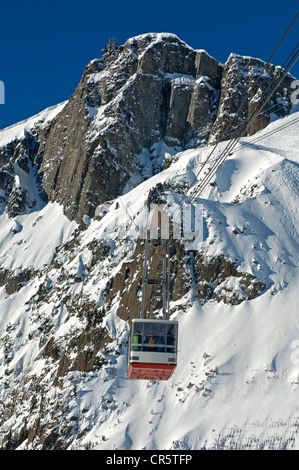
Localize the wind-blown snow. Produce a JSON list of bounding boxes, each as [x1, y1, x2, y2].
[[0, 101, 67, 146]]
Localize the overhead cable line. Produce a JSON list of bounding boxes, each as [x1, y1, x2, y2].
[[160, 98, 298, 177], [167, 15, 299, 233], [180, 12, 299, 206], [117, 12, 299, 237], [158, 114, 299, 178], [186, 45, 299, 206]]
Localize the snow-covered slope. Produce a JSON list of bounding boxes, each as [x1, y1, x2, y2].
[[0, 108, 299, 450], [0, 101, 67, 148], [0, 203, 77, 271]]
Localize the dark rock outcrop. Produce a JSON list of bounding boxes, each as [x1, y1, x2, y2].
[[211, 53, 293, 142], [0, 121, 51, 216]]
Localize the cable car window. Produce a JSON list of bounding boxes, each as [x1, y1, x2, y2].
[[131, 321, 177, 354], [166, 324, 176, 352], [142, 322, 160, 351], [145, 322, 164, 344], [132, 322, 142, 351]]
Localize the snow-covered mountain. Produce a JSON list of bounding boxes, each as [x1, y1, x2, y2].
[[0, 33, 294, 224], [0, 33, 299, 450]]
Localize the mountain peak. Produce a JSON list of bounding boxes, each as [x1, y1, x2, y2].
[[0, 33, 295, 224]]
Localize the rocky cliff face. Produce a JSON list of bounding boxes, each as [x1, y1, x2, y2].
[[37, 34, 223, 222], [0, 33, 294, 223]]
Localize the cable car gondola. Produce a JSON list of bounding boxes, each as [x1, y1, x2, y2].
[[127, 229, 178, 380], [127, 318, 178, 380]]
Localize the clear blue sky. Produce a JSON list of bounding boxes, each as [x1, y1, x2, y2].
[[0, 0, 298, 130]]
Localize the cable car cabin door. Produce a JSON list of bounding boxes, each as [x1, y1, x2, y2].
[[127, 319, 178, 380]]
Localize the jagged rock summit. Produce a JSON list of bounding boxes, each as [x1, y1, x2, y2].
[[0, 33, 295, 222]]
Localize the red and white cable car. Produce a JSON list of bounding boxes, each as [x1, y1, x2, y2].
[[127, 318, 178, 380], [127, 229, 178, 381]]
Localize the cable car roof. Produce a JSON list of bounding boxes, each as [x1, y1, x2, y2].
[[132, 318, 177, 324]]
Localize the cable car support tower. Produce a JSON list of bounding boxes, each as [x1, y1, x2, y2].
[[140, 229, 170, 321], [127, 226, 178, 380]]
